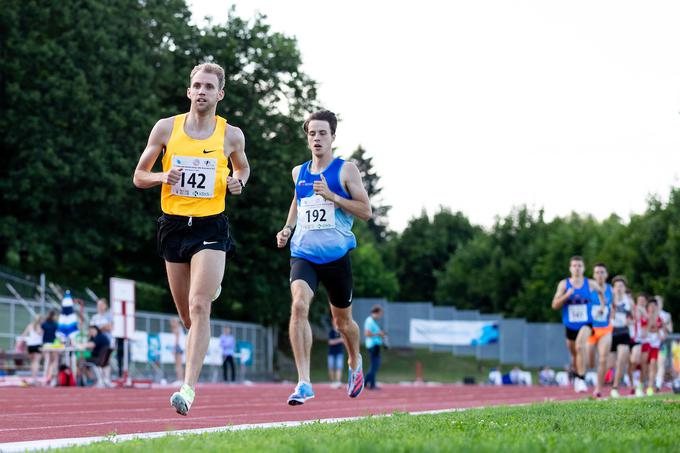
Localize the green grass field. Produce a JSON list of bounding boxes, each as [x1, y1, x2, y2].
[[64, 395, 680, 452], [277, 342, 518, 384]]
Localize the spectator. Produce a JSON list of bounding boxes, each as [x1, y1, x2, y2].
[[219, 326, 236, 382], [21, 315, 43, 385], [364, 305, 385, 390], [170, 318, 185, 386], [509, 366, 532, 385], [90, 298, 115, 381], [539, 366, 557, 386], [81, 324, 110, 386], [41, 310, 59, 384], [487, 367, 502, 386], [89, 298, 114, 341], [509, 366, 522, 385], [328, 318, 345, 388]]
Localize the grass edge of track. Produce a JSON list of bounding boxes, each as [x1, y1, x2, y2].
[[56, 393, 680, 453]]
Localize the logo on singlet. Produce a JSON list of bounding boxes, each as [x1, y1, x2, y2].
[[203, 149, 217, 154]]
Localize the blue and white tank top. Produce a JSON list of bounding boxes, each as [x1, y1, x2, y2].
[[290, 158, 356, 264], [589, 283, 612, 328], [562, 278, 591, 329], [612, 295, 633, 331]]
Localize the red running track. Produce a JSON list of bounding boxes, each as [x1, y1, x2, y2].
[[0, 383, 586, 443]]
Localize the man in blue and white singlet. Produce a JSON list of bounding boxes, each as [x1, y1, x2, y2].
[[586, 263, 613, 398], [276, 110, 372, 406], [551, 255, 605, 393]]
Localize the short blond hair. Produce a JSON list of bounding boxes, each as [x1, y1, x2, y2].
[[190, 63, 225, 90]]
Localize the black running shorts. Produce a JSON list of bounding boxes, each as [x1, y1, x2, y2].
[[565, 324, 592, 341], [157, 213, 235, 263], [610, 328, 631, 352], [290, 253, 353, 309], [565, 326, 580, 341]]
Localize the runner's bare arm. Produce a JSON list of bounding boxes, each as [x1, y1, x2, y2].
[[133, 118, 177, 189], [589, 280, 606, 307], [551, 280, 572, 310], [225, 126, 249, 195], [314, 162, 372, 221], [276, 166, 301, 248]]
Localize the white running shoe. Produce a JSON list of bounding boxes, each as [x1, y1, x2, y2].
[[170, 384, 195, 416], [574, 377, 588, 393]]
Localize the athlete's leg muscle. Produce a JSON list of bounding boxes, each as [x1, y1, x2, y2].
[[183, 249, 225, 388], [290, 279, 314, 383], [613, 344, 630, 387], [575, 326, 591, 376], [640, 350, 650, 386], [166, 261, 192, 328], [595, 333, 612, 392], [587, 343, 596, 369], [566, 339, 576, 370]]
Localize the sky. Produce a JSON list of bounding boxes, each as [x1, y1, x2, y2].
[[189, 0, 680, 231]]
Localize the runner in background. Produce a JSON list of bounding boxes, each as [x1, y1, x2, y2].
[[551, 256, 605, 393], [586, 263, 613, 398], [655, 296, 673, 390], [630, 293, 649, 396], [609, 276, 633, 398], [327, 318, 345, 388], [642, 299, 665, 395]]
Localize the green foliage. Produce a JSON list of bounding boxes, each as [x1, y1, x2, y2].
[[348, 146, 391, 242], [0, 2, 317, 326], [435, 202, 680, 323], [135, 281, 170, 313], [3, 2, 680, 329], [391, 208, 478, 302]]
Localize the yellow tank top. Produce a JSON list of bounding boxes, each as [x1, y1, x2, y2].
[[161, 114, 230, 216]]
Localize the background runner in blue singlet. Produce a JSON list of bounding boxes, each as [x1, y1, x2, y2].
[[551, 255, 605, 393]]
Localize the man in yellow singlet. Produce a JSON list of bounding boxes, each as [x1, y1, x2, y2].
[[133, 63, 250, 416]]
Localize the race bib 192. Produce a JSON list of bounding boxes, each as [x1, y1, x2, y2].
[[171, 156, 217, 198], [299, 195, 336, 230], [568, 304, 588, 323]]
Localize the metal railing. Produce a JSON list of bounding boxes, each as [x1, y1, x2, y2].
[[0, 294, 274, 381]]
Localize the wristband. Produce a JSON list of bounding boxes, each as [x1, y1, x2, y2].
[[238, 179, 245, 189]]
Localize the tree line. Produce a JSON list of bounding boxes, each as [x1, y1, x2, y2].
[[366, 191, 680, 326], [2, 1, 677, 327]]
